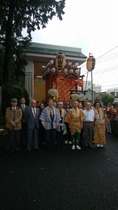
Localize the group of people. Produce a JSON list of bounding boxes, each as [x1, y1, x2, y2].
[[5, 96, 112, 153], [106, 102, 118, 135]]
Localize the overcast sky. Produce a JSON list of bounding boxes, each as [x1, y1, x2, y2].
[[31, 0, 118, 91]]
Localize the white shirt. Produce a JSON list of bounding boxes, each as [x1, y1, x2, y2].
[[32, 107, 36, 117], [12, 107, 16, 111], [83, 109, 95, 122], [21, 104, 25, 109]]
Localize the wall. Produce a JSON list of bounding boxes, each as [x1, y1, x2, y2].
[[34, 61, 46, 102], [25, 61, 34, 100]]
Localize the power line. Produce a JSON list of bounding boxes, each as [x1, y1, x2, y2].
[[96, 45, 118, 60], [94, 66, 118, 74], [80, 45, 118, 68], [97, 52, 118, 63], [80, 45, 118, 83], [93, 55, 118, 82], [102, 84, 118, 87]]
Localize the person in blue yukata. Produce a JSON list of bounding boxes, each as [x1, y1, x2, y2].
[[40, 98, 61, 149]]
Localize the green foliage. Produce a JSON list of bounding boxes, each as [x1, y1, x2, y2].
[[0, 0, 65, 84], [101, 93, 114, 107], [0, 48, 4, 84], [0, 112, 6, 128], [0, 0, 65, 38], [2, 84, 30, 113]]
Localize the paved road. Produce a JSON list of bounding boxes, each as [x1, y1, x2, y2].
[[0, 134, 118, 210]]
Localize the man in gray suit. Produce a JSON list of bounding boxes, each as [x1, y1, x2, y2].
[[26, 99, 40, 152]]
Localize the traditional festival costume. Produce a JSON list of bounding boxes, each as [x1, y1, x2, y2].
[[65, 107, 84, 150], [94, 108, 108, 146], [56, 108, 66, 146], [40, 106, 61, 149]]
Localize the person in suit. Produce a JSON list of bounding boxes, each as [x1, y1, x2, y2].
[[19, 97, 29, 147], [26, 99, 40, 152], [5, 98, 22, 152], [39, 102, 45, 146]]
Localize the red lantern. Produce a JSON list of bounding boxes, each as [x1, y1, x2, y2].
[[86, 54, 96, 71], [55, 53, 66, 71]]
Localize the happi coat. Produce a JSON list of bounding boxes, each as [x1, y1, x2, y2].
[[40, 106, 61, 130], [65, 108, 84, 135]]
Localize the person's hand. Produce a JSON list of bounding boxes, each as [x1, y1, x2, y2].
[[43, 124, 46, 129], [12, 122, 16, 127], [56, 124, 59, 128]]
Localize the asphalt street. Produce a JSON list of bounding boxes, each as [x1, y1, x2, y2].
[[0, 134, 118, 210]]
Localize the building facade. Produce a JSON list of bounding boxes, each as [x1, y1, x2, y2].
[[83, 81, 101, 93], [25, 42, 86, 102], [107, 88, 118, 97]]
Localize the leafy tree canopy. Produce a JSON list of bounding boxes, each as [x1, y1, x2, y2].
[[101, 93, 114, 107], [0, 0, 65, 38], [0, 0, 65, 84]]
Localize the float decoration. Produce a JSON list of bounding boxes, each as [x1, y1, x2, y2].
[[55, 53, 66, 71], [43, 54, 81, 80], [85, 53, 96, 103], [43, 52, 84, 101], [70, 94, 79, 100], [86, 53, 96, 71], [48, 88, 58, 99]]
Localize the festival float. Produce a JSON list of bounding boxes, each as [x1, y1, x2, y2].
[[43, 53, 84, 102]]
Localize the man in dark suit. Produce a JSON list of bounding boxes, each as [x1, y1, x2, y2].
[[26, 99, 40, 152], [19, 97, 29, 147]]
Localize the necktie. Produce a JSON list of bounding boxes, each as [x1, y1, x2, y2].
[[22, 104, 25, 111], [12, 108, 16, 121], [33, 108, 36, 118]]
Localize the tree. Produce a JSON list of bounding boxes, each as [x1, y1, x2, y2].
[[101, 93, 114, 107], [0, 0, 65, 84]]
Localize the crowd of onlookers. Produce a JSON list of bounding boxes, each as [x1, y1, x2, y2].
[[105, 102, 118, 136], [5, 97, 118, 153]]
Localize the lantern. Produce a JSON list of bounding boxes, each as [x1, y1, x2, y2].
[[51, 67, 56, 73], [86, 54, 96, 71], [75, 69, 80, 76], [63, 69, 68, 74], [49, 59, 54, 65], [69, 69, 74, 74], [74, 62, 79, 68], [55, 53, 66, 71], [78, 94, 85, 101], [71, 94, 79, 100], [68, 61, 72, 66], [48, 89, 57, 97]]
